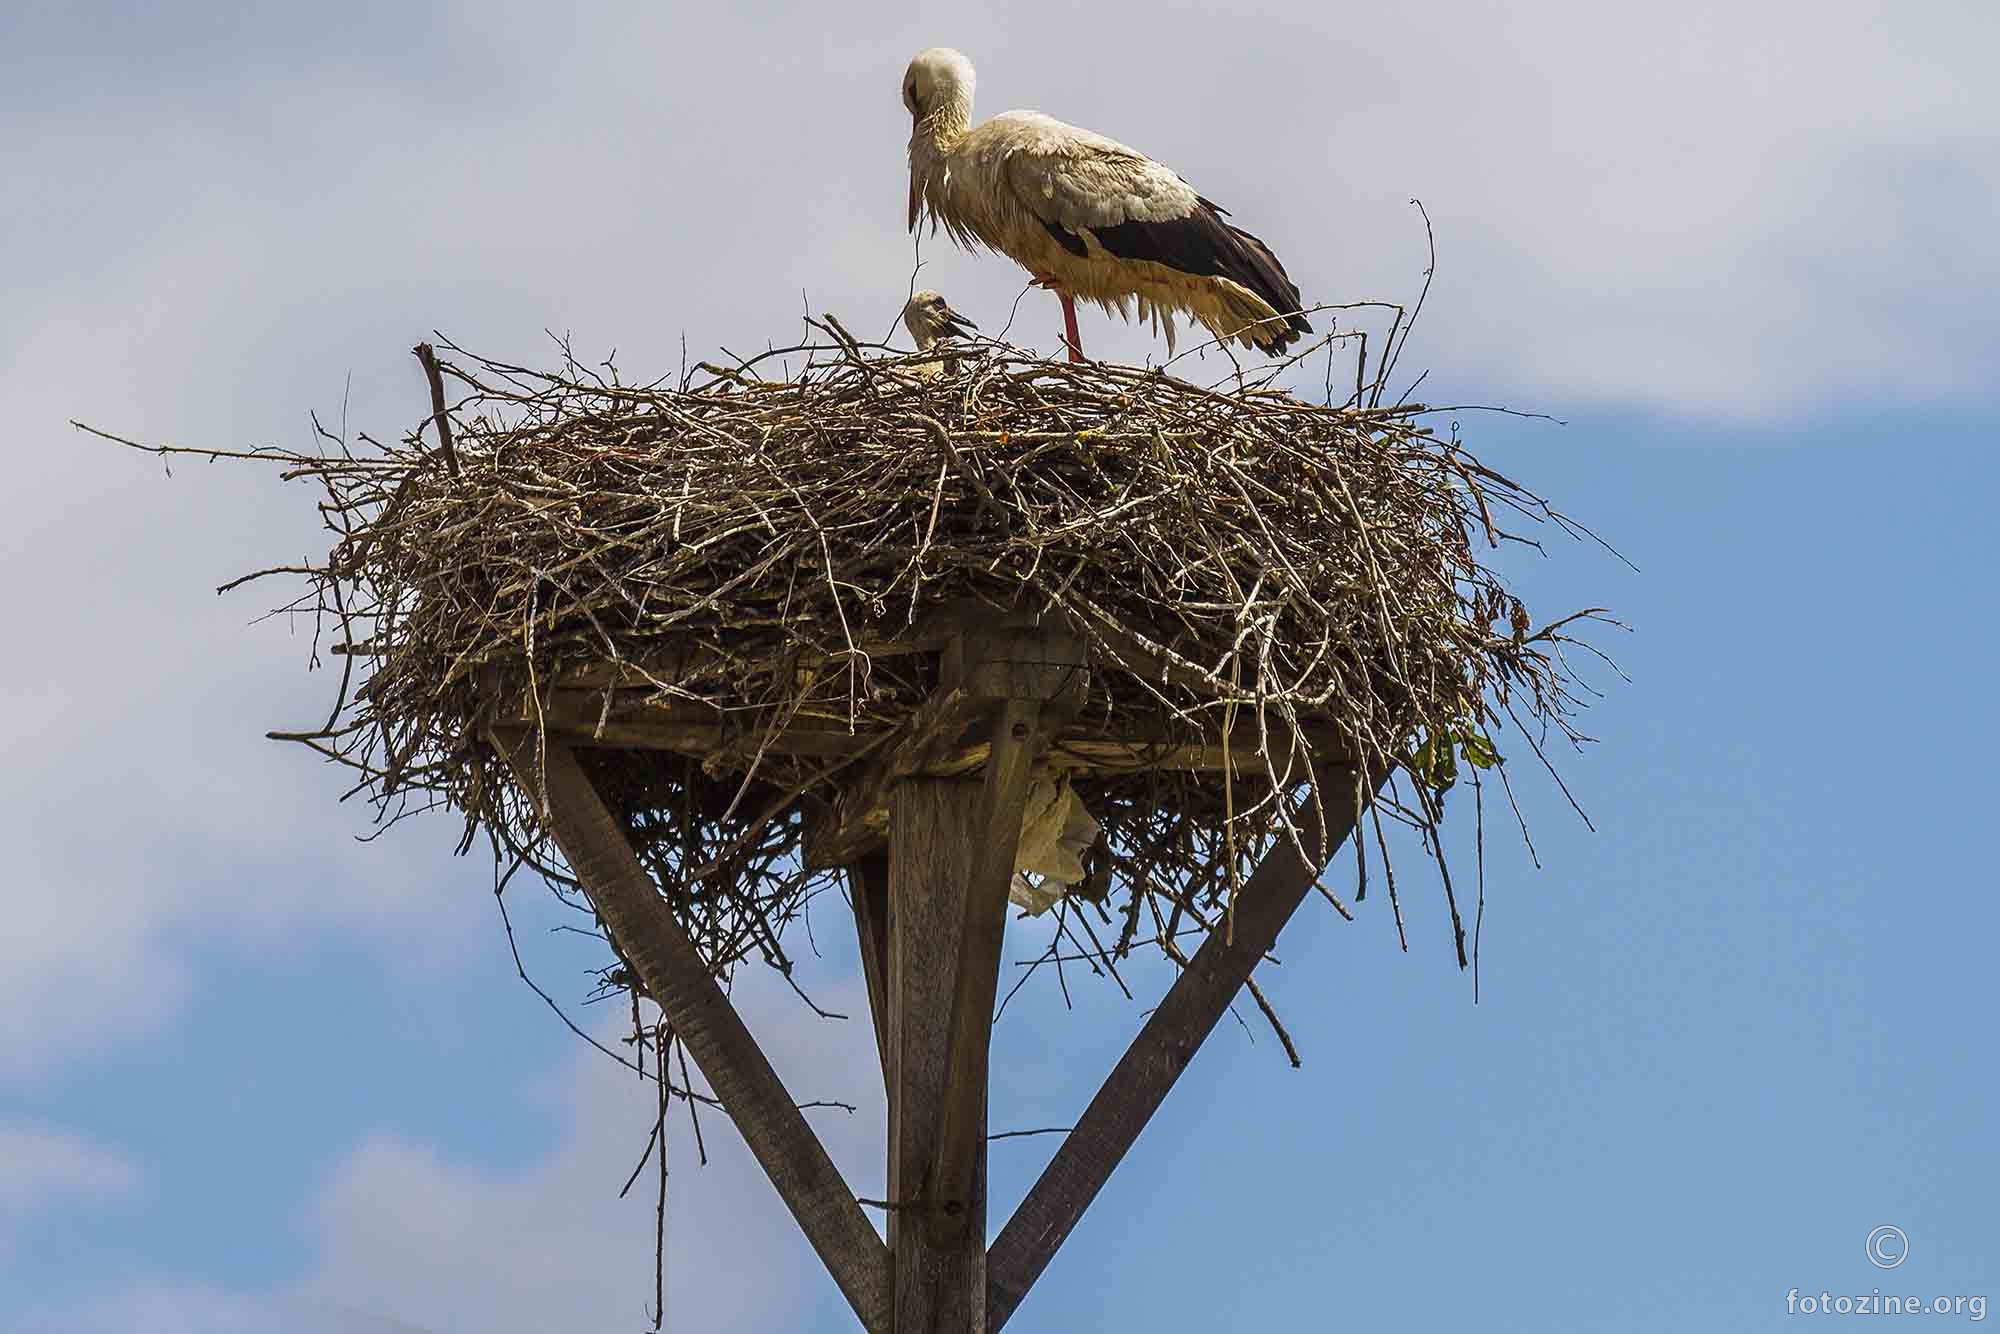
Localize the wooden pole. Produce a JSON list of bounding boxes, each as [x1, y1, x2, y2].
[[887, 778, 992, 1333], [931, 699, 1040, 1233], [881, 630, 1061, 1333]]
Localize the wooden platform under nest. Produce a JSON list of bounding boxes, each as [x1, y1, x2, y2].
[[483, 604, 1356, 870]]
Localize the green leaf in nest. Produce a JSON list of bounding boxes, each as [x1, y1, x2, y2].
[[1411, 731, 1459, 792], [1458, 730, 1502, 769]]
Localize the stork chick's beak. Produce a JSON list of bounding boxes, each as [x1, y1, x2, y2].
[[938, 304, 978, 339], [907, 172, 920, 233]]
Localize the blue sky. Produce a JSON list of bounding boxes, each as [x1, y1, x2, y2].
[[2, 2, 1994, 1330]]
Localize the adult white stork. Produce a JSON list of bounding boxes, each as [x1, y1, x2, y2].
[[903, 47, 1312, 363]]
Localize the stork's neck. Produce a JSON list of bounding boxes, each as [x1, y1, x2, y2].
[[909, 94, 971, 230], [911, 97, 972, 159]]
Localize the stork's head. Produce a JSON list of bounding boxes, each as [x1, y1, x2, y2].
[[902, 48, 974, 126], [904, 48, 974, 231], [902, 290, 978, 349]]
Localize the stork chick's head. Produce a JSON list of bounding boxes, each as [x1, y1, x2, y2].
[[902, 47, 974, 127], [902, 289, 978, 349]]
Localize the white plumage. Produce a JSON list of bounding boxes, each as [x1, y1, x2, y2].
[[903, 47, 1313, 362]]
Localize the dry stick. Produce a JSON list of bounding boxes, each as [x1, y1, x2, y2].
[[652, 1024, 669, 1332], [1472, 767, 1487, 1004], [1381, 199, 1440, 406], [1369, 799, 1409, 952], [494, 867, 691, 1092], [618, 1114, 663, 1199], [1242, 973, 1302, 1068], [1065, 904, 1133, 1000], [412, 342, 462, 480], [676, 1037, 709, 1166]]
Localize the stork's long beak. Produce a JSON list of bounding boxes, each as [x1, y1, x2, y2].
[[939, 305, 978, 338], [907, 172, 920, 233]]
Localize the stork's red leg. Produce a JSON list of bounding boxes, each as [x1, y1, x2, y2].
[[1057, 291, 1084, 364]]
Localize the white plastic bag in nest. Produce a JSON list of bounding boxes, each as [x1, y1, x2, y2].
[[1009, 775, 1100, 915]]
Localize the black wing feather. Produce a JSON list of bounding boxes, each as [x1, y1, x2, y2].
[[1041, 218, 1090, 258], [1086, 196, 1312, 351]]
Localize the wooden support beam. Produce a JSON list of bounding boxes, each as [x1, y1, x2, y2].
[[889, 779, 992, 1334], [489, 728, 891, 1334], [984, 763, 1374, 1331], [534, 704, 1336, 777], [513, 687, 1352, 797], [533, 689, 866, 759], [848, 851, 892, 1091], [547, 598, 1014, 690]]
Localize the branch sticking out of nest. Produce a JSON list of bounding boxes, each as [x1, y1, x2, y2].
[[84, 321, 1611, 1004]]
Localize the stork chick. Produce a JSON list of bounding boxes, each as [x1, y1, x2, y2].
[[903, 47, 1312, 363], [901, 288, 979, 351], [900, 288, 978, 379]]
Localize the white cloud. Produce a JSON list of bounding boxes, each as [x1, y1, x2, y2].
[[58, 1281, 458, 1334], [286, 976, 884, 1333], [71, 1281, 265, 1334], [50, 977, 885, 1334], [0, 1123, 139, 1216], [0, 224, 486, 1074]]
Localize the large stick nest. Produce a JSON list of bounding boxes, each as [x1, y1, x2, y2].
[[121, 322, 1606, 1000]]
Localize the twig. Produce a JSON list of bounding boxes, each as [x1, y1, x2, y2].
[[412, 342, 462, 480]]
